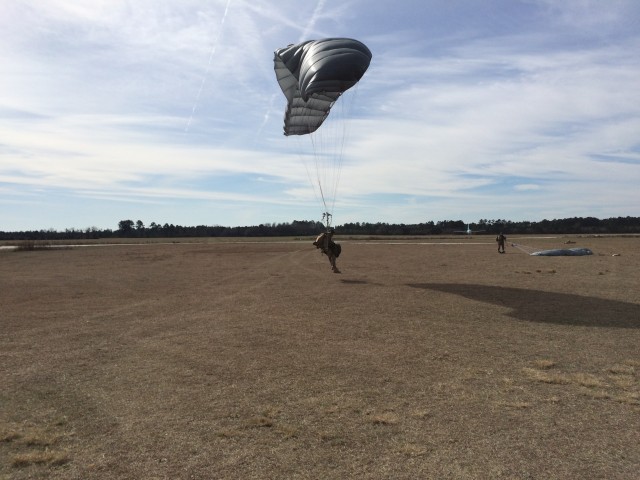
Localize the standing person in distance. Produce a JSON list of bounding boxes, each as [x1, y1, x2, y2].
[[496, 232, 507, 254]]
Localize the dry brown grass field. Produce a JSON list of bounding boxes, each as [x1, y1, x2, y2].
[[1, 235, 639, 479]]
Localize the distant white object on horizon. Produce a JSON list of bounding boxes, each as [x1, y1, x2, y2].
[[454, 224, 485, 235]]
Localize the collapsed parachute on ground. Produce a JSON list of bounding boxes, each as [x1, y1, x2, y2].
[[274, 38, 372, 136], [530, 248, 593, 256]]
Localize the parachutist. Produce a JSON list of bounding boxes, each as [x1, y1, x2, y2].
[[313, 228, 341, 273]]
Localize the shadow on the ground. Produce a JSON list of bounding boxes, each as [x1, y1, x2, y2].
[[407, 283, 640, 329]]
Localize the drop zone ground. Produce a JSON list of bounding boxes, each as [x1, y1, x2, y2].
[[1, 235, 639, 479]]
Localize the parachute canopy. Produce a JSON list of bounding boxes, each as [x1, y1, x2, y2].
[[274, 38, 372, 136]]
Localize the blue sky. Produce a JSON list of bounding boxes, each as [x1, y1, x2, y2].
[[2, 0, 639, 231]]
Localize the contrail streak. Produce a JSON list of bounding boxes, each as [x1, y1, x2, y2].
[[300, 0, 327, 42], [184, 0, 232, 132]]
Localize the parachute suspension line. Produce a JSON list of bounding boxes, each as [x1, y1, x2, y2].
[[290, 123, 333, 224], [291, 135, 323, 211], [328, 97, 345, 216], [308, 88, 358, 224], [301, 150, 323, 208], [511, 242, 537, 254], [308, 130, 331, 217], [329, 85, 359, 215]]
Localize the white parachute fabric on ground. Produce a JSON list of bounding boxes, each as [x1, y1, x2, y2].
[[530, 248, 593, 256]]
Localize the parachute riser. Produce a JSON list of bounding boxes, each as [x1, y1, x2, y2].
[[322, 212, 333, 231]]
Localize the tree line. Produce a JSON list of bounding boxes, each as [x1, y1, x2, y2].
[[1, 216, 639, 241]]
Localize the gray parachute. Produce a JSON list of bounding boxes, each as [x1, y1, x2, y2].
[[274, 38, 372, 136]]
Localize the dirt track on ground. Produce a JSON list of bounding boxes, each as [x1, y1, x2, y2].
[[1, 236, 639, 479]]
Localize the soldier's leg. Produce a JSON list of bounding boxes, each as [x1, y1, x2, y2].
[[329, 254, 340, 273]]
